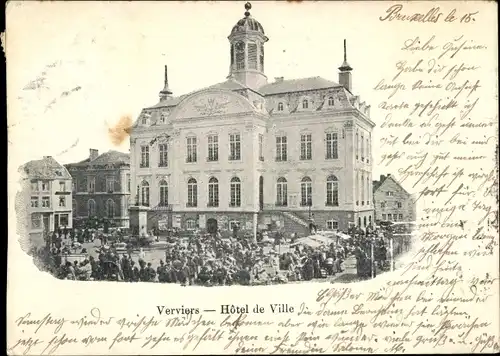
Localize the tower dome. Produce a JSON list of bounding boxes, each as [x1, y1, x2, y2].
[[231, 2, 266, 37], [227, 2, 268, 90]]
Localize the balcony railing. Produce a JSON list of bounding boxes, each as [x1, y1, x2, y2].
[[151, 204, 173, 211], [186, 202, 197, 208]]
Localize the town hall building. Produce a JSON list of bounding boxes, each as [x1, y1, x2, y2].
[[129, 3, 375, 238]]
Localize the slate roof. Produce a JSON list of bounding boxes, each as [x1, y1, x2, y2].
[[23, 156, 71, 180], [67, 150, 130, 168], [258, 76, 341, 95]]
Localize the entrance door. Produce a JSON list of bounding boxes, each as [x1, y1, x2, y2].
[[43, 214, 50, 233], [259, 176, 264, 211], [54, 214, 60, 232], [207, 218, 218, 234]]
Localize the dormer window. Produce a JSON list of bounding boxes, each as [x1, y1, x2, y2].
[[277, 102, 284, 111], [328, 97, 334, 106], [302, 99, 309, 109]]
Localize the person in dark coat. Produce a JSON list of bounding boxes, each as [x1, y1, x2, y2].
[[130, 261, 140, 282]]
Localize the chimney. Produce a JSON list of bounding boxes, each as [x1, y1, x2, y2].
[[338, 39, 353, 92], [89, 149, 99, 161], [43, 156, 52, 159], [274, 77, 284, 83], [380, 174, 386, 182]]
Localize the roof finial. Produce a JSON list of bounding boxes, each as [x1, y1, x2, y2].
[[244, 2, 252, 17]]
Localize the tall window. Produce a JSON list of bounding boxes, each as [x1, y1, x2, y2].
[[106, 177, 115, 193], [355, 132, 359, 160], [258, 134, 264, 161], [230, 177, 241, 207], [159, 143, 168, 167], [326, 132, 338, 159], [106, 199, 115, 218], [41, 181, 49, 191], [276, 177, 287, 206], [397, 201, 403, 208], [276, 136, 287, 161], [140, 181, 150, 207], [300, 177, 312, 206], [140, 146, 150, 168], [159, 180, 168, 206], [88, 199, 96, 216], [328, 97, 334, 106], [326, 175, 339, 206], [248, 42, 258, 70], [361, 134, 365, 161], [208, 134, 219, 162], [31, 181, 38, 192], [361, 173, 365, 205], [235, 41, 245, 70], [72, 180, 77, 192], [187, 178, 197, 207], [229, 133, 241, 160], [186, 136, 197, 163], [302, 99, 309, 109], [59, 181, 66, 192], [31, 214, 42, 229], [367, 176, 371, 205], [59, 197, 66, 207], [356, 171, 360, 205], [72, 199, 77, 216], [126, 174, 131, 192], [367, 136, 370, 163], [277, 102, 284, 111], [260, 44, 264, 71], [300, 134, 312, 160], [208, 177, 219, 207], [88, 177, 95, 193]]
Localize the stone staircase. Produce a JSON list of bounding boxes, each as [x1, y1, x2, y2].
[[282, 211, 310, 235]]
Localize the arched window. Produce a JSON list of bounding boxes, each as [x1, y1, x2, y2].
[[361, 134, 365, 161], [187, 178, 197, 207], [363, 216, 367, 227], [358, 217, 362, 227], [276, 177, 287, 206], [159, 179, 168, 206], [356, 171, 359, 206], [140, 181, 150, 207], [72, 199, 77, 216], [230, 44, 235, 68], [230, 177, 241, 207], [277, 102, 284, 111], [302, 99, 309, 109], [326, 175, 339, 206], [356, 132, 359, 160], [328, 96, 334, 106], [300, 177, 312, 206], [87, 199, 96, 216], [208, 177, 219, 207], [106, 199, 115, 218], [361, 173, 365, 205]]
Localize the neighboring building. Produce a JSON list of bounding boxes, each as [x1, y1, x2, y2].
[[373, 174, 416, 223], [129, 3, 375, 237], [22, 156, 73, 239], [65, 149, 131, 228]]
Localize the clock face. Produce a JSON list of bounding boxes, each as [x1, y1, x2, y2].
[[235, 41, 245, 52]]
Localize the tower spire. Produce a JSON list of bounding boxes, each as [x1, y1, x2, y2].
[[159, 65, 173, 101], [338, 39, 353, 72]]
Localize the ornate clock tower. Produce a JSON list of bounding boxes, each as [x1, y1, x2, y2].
[[227, 2, 268, 90]]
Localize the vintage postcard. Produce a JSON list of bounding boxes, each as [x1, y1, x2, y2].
[[6, 1, 499, 355]]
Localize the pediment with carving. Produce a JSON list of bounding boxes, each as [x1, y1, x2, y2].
[[170, 89, 257, 120]]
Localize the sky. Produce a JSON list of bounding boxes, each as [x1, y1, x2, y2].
[[7, 1, 494, 180]]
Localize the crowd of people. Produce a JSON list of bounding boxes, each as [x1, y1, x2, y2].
[[33, 223, 411, 286]]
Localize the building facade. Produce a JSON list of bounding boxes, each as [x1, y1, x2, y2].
[[65, 149, 131, 228], [373, 174, 417, 223], [22, 156, 73, 240], [129, 3, 375, 237]]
